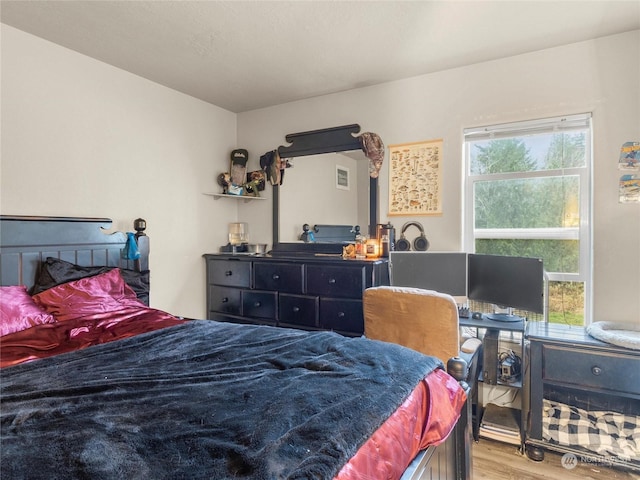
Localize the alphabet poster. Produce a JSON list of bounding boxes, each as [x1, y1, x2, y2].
[[388, 139, 443, 215]]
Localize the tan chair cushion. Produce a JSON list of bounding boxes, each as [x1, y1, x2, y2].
[[363, 286, 460, 362]]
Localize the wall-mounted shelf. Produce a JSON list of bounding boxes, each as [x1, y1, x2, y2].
[[204, 193, 267, 202]]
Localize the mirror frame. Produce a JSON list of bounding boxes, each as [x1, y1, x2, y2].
[[271, 124, 379, 255]]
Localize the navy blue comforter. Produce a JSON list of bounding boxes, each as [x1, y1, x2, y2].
[[1, 320, 441, 480]]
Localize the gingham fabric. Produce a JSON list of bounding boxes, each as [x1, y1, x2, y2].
[[542, 399, 640, 461]]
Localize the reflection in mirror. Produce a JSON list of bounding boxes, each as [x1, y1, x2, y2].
[[279, 151, 369, 242]]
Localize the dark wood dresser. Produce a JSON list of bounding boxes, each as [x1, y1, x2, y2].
[[526, 322, 640, 471], [203, 253, 390, 337]]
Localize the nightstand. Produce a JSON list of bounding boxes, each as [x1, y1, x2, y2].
[[526, 322, 640, 472]]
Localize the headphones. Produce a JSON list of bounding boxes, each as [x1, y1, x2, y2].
[[395, 221, 429, 251]]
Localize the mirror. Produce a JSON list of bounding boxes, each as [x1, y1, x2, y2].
[[278, 151, 369, 242], [271, 124, 380, 255]]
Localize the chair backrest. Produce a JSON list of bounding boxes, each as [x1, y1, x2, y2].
[[363, 286, 460, 362]]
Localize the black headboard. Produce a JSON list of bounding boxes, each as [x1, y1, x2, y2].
[[0, 216, 148, 289]]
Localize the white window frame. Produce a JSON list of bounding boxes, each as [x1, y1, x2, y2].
[[463, 113, 593, 324]]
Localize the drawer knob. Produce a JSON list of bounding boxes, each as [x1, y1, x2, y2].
[[292, 306, 300, 313], [328, 278, 336, 285], [591, 366, 602, 376], [272, 274, 280, 280], [337, 312, 345, 318], [254, 301, 261, 308], [225, 270, 233, 276], [221, 297, 229, 303]]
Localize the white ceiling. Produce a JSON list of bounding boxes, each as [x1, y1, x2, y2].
[[2, 0, 639, 113]]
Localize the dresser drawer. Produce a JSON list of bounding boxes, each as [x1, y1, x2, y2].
[[208, 286, 242, 316], [279, 294, 318, 328], [208, 259, 251, 288], [306, 265, 366, 298], [242, 291, 277, 321], [254, 262, 304, 294], [543, 345, 640, 395], [320, 298, 364, 335]]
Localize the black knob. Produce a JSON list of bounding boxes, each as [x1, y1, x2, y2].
[[292, 307, 300, 313], [591, 366, 602, 376], [221, 297, 228, 303], [337, 312, 345, 318], [328, 278, 336, 284], [254, 302, 261, 307], [447, 357, 468, 382], [225, 271, 232, 276], [133, 218, 147, 237], [272, 274, 280, 280]]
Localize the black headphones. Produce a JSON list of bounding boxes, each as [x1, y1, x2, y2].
[[395, 221, 429, 251]]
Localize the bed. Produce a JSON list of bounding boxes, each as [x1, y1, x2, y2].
[[0, 215, 472, 480]]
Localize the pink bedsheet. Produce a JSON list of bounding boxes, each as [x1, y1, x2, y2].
[[336, 368, 465, 479], [0, 308, 184, 368]]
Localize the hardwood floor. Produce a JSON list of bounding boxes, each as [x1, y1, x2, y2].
[[472, 439, 640, 480]]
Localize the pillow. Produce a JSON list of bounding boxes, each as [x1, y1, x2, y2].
[[32, 268, 145, 322], [0, 285, 56, 337], [31, 257, 149, 305]]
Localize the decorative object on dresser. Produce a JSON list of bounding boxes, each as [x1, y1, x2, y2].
[[526, 322, 640, 472], [204, 253, 389, 337]]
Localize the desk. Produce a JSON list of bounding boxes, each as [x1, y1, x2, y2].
[[459, 315, 525, 332], [459, 315, 526, 444]]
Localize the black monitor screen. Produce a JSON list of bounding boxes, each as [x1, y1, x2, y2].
[[390, 252, 467, 297], [467, 254, 544, 314]]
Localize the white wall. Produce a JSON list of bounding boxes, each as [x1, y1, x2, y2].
[[238, 31, 640, 326], [1, 25, 237, 318]]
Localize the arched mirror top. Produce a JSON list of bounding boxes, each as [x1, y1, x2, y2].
[[271, 124, 383, 256]]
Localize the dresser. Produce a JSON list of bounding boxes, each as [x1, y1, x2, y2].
[[526, 322, 640, 471], [204, 254, 390, 336]]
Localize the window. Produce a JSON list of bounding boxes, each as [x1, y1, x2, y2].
[[464, 114, 592, 325]]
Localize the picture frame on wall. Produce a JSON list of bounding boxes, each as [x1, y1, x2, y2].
[[336, 165, 350, 190], [388, 139, 443, 216]]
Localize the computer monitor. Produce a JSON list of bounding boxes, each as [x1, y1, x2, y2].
[[390, 252, 468, 297], [467, 253, 544, 321]]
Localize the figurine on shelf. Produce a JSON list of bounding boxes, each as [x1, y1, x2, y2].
[[243, 170, 266, 197], [243, 179, 262, 197], [217, 172, 231, 194], [217, 171, 243, 195], [230, 149, 249, 185]]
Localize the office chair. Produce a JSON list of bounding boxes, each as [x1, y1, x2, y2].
[[363, 286, 482, 437]]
